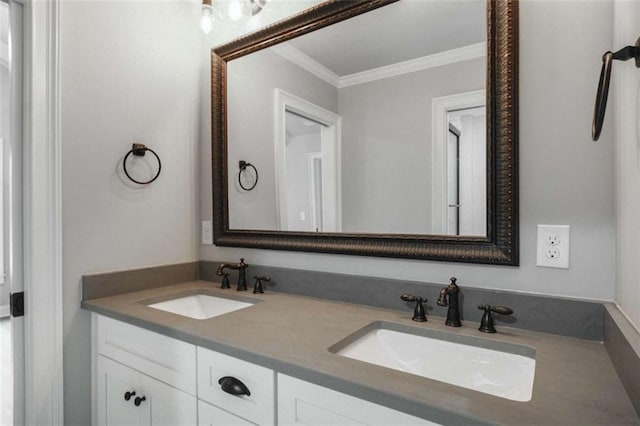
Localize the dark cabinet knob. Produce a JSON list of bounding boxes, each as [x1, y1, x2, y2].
[[134, 396, 146, 407], [218, 376, 251, 397], [124, 391, 136, 401]]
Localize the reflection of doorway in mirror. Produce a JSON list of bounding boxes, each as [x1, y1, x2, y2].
[[431, 90, 486, 237], [447, 106, 486, 236], [308, 153, 323, 232], [447, 124, 461, 235], [274, 89, 342, 232], [283, 111, 324, 232]]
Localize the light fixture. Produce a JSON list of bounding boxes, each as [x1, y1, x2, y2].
[[241, 0, 268, 17], [231, 0, 269, 20], [200, 0, 269, 34], [200, 0, 214, 34], [228, 0, 243, 21]]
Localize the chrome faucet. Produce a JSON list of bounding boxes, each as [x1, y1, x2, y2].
[[216, 258, 249, 291], [436, 277, 462, 327]]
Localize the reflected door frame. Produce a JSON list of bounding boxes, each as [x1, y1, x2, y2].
[[273, 89, 342, 232], [431, 89, 485, 235]]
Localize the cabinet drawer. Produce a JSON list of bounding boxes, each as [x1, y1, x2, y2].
[[197, 347, 274, 425], [96, 315, 196, 394], [198, 400, 255, 426], [277, 374, 438, 426]]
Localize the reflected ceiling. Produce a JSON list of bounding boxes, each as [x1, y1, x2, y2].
[[288, 0, 486, 76]]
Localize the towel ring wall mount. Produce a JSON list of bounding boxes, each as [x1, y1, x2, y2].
[[592, 37, 640, 141], [123, 143, 162, 185], [238, 160, 258, 191]]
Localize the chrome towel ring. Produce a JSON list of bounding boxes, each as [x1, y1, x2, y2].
[[123, 143, 162, 185], [238, 160, 258, 191], [592, 37, 640, 141]]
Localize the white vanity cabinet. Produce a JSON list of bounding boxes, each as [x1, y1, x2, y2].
[[277, 374, 437, 426], [92, 314, 271, 426], [92, 314, 435, 426]]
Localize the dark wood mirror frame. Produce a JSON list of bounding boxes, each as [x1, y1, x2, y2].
[[211, 0, 519, 265]]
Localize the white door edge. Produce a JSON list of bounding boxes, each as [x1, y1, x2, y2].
[[22, 0, 64, 424]]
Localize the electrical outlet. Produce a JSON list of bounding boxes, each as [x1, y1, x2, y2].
[[546, 234, 560, 246], [536, 225, 570, 268], [545, 247, 560, 259], [202, 220, 213, 245]]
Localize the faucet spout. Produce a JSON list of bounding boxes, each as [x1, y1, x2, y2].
[[216, 258, 249, 291], [437, 277, 461, 327], [436, 286, 449, 307]]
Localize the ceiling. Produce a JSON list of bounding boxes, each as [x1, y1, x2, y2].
[[288, 0, 486, 76]]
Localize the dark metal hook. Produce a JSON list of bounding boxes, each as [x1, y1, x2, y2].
[[592, 38, 640, 141]]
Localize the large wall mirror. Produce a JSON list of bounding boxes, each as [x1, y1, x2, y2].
[[212, 0, 519, 265]]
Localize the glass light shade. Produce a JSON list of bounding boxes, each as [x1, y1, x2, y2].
[[200, 5, 213, 34], [228, 0, 243, 21]]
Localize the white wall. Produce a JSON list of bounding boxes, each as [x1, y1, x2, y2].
[[60, 1, 201, 424], [202, 0, 616, 302], [613, 0, 640, 330]]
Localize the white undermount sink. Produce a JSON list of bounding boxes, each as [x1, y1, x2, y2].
[[330, 322, 536, 402], [147, 294, 254, 320]]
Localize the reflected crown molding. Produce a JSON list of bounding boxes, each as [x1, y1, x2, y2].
[[272, 41, 486, 89], [271, 43, 341, 87]]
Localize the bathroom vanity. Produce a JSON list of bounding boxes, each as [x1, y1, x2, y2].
[[83, 280, 639, 426]]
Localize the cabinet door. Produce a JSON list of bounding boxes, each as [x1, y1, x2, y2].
[[97, 355, 197, 426], [97, 356, 151, 426], [198, 400, 255, 426], [140, 373, 197, 426], [277, 374, 439, 426]]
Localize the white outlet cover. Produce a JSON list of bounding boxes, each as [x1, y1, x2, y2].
[[536, 225, 570, 268], [202, 220, 213, 245]]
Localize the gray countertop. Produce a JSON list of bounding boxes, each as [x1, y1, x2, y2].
[[81, 281, 639, 426]]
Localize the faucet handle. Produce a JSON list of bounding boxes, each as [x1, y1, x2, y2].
[[401, 294, 427, 322], [252, 275, 271, 294], [490, 305, 513, 315], [477, 304, 513, 333]]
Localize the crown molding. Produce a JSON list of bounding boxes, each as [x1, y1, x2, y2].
[[339, 42, 486, 88], [271, 43, 340, 88], [272, 41, 486, 90]]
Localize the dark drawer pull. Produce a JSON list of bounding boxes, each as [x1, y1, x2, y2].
[[124, 391, 136, 401], [134, 396, 146, 407], [218, 376, 251, 397]]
